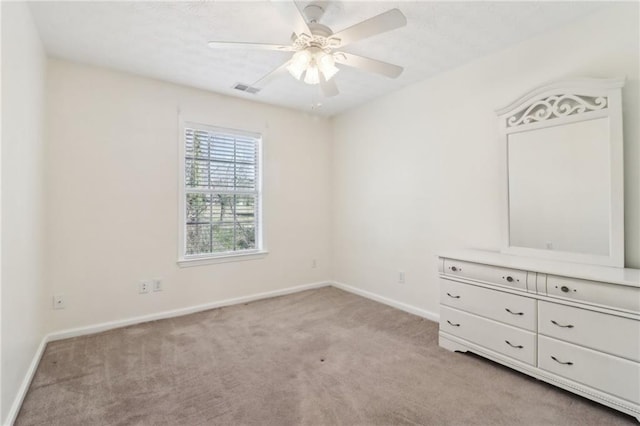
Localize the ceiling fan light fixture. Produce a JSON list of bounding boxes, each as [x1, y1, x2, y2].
[[287, 50, 312, 80], [317, 52, 339, 81], [303, 64, 320, 85], [288, 49, 340, 85]]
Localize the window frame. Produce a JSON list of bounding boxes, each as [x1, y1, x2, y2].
[[177, 120, 266, 267]]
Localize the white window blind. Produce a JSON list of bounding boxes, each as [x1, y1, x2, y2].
[[183, 124, 261, 257]]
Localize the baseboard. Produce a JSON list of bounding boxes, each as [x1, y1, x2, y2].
[[4, 335, 49, 426], [44, 280, 437, 340], [6, 279, 434, 425], [48, 280, 331, 342], [4, 280, 331, 425], [331, 281, 440, 322]]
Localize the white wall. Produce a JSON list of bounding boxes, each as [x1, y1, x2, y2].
[[331, 3, 640, 316], [45, 59, 332, 332], [1, 2, 48, 424]]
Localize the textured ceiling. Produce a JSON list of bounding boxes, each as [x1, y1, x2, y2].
[[29, 1, 606, 116]]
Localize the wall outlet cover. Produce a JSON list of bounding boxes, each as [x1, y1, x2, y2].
[[152, 279, 162, 292], [139, 281, 151, 294]]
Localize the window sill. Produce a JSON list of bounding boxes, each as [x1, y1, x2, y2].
[[177, 250, 269, 268]]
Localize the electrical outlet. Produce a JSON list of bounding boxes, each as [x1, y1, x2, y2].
[[398, 270, 405, 284], [139, 281, 151, 294], [152, 279, 162, 292], [53, 294, 66, 310]]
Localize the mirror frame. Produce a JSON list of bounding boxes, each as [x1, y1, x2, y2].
[[497, 78, 625, 267]]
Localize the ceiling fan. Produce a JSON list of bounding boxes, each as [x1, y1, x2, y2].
[[207, 1, 407, 98]]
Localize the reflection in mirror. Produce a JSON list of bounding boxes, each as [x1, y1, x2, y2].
[[508, 118, 610, 256]]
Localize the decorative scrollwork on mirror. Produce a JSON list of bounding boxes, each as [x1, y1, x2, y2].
[[507, 94, 608, 128]]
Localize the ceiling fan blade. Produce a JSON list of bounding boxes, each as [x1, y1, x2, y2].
[[335, 52, 403, 78], [319, 74, 339, 97], [331, 9, 406, 48], [208, 41, 295, 52], [252, 60, 292, 89], [270, 0, 312, 39]]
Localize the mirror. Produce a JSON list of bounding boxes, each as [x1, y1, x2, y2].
[[508, 118, 610, 255], [497, 79, 625, 267]]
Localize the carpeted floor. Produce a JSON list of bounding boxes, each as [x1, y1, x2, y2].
[[16, 287, 636, 425]]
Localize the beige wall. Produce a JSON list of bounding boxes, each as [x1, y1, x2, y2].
[[1, 2, 48, 423], [45, 59, 333, 332], [331, 3, 640, 316]]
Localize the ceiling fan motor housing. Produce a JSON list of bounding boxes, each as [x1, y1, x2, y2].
[[292, 3, 335, 49], [309, 23, 333, 38]]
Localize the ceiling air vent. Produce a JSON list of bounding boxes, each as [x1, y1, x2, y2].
[[233, 83, 261, 94]]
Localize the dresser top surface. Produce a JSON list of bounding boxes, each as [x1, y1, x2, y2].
[[439, 249, 640, 288]]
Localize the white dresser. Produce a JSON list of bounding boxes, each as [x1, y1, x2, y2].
[[438, 249, 640, 421]]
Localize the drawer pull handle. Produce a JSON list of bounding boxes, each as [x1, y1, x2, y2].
[[505, 340, 523, 349], [505, 276, 514, 282], [446, 293, 460, 299], [551, 320, 574, 329], [555, 285, 576, 293], [551, 356, 573, 366], [505, 308, 524, 316], [446, 320, 460, 327], [450, 266, 459, 272]]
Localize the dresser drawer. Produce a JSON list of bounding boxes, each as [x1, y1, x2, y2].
[[539, 301, 640, 362], [546, 275, 640, 312], [443, 259, 527, 291], [440, 279, 536, 331], [539, 335, 640, 404], [440, 306, 536, 365]]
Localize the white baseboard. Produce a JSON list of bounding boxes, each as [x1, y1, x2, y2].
[[331, 280, 440, 322], [48, 280, 331, 342], [5, 280, 330, 426], [6, 279, 436, 425], [4, 335, 49, 426]]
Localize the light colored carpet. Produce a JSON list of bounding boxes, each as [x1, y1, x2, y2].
[[16, 287, 635, 425]]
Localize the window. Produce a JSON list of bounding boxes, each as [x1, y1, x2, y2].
[[179, 122, 262, 263]]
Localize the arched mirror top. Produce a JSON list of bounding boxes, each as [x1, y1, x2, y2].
[[497, 78, 625, 123]]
